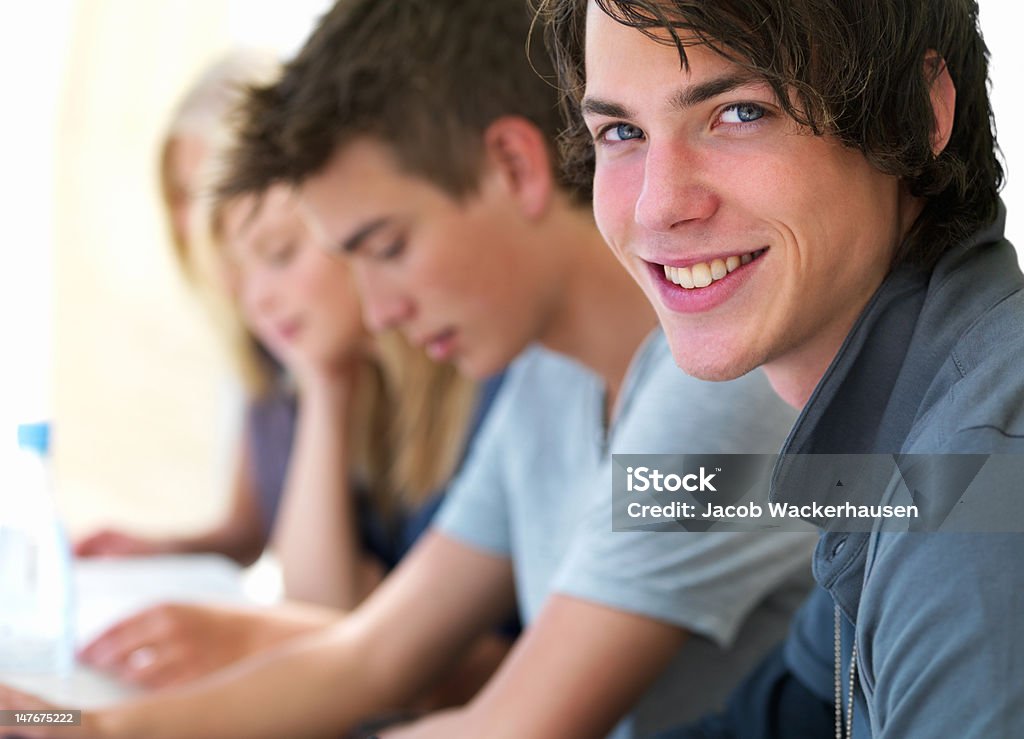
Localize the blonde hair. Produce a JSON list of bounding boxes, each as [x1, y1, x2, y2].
[[159, 49, 281, 270], [164, 52, 481, 506], [372, 334, 479, 507], [348, 332, 479, 509]]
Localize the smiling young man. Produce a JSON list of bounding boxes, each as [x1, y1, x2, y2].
[[542, 0, 1024, 736], [0, 1, 817, 737]]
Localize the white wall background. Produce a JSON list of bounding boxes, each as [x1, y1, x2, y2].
[[0, 1, 1019, 534], [980, 1, 1023, 247]]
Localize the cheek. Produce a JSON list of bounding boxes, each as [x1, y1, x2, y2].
[[288, 256, 343, 314], [334, 286, 366, 333], [592, 156, 642, 249], [315, 266, 359, 316], [416, 227, 488, 305]]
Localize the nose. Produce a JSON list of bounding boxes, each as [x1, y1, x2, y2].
[[240, 268, 277, 322], [351, 263, 414, 333], [634, 140, 719, 233]]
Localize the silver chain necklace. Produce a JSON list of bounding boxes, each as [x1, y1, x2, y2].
[[834, 603, 859, 739]]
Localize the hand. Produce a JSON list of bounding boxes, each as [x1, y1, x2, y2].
[[73, 530, 173, 558], [78, 602, 279, 689], [290, 356, 361, 407], [0, 684, 97, 738]]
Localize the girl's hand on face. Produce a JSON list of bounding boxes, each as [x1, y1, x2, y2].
[[285, 346, 367, 407]]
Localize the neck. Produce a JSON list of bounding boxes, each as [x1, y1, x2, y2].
[[762, 334, 847, 410], [539, 208, 659, 408]]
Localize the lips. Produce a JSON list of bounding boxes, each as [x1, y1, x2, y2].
[[420, 328, 458, 362], [662, 248, 767, 289], [644, 247, 767, 314]]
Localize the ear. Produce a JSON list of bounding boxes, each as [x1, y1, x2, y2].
[[925, 51, 956, 156], [481, 116, 556, 220]]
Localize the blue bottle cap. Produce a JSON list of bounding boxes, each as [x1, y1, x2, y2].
[[17, 422, 51, 455]]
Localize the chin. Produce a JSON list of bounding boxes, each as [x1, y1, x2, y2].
[[665, 338, 762, 383], [458, 346, 517, 380], [453, 353, 489, 380]]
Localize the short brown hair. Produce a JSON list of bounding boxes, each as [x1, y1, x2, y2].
[[539, 0, 1003, 267], [219, 0, 577, 202]]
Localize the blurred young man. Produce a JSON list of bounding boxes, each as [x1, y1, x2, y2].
[[0, 1, 815, 737], [543, 0, 1024, 735]]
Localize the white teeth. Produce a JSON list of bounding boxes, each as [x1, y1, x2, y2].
[[692, 262, 713, 288], [662, 264, 695, 288], [663, 249, 764, 290], [678, 267, 694, 289]]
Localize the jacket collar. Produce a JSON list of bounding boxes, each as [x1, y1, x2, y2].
[[776, 203, 1010, 461], [769, 205, 1012, 617]]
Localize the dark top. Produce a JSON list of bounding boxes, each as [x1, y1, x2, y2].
[[245, 372, 506, 570], [780, 205, 1024, 737], [667, 206, 1024, 738]]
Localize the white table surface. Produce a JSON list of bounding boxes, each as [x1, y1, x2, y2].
[[1, 553, 274, 707]]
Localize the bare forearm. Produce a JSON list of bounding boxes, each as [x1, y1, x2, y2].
[[273, 378, 366, 607], [246, 600, 342, 649], [91, 623, 400, 739], [397, 596, 688, 738], [50, 535, 516, 739], [165, 524, 265, 566]]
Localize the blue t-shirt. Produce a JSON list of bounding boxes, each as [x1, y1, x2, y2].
[[436, 330, 816, 736]]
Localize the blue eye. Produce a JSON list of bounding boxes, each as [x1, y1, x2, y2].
[[601, 123, 645, 143], [719, 103, 765, 124]]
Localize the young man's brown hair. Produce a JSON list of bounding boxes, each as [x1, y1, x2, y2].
[[219, 0, 579, 202], [539, 0, 1002, 268]]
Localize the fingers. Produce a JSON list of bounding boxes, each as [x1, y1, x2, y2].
[[78, 604, 230, 688], [120, 641, 225, 690], [73, 530, 152, 558], [73, 530, 119, 557], [118, 642, 196, 690], [79, 604, 183, 679]]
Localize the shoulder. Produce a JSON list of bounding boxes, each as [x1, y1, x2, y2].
[[502, 343, 602, 400], [910, 289, 1024, 452], [463, 344, 602, 460]]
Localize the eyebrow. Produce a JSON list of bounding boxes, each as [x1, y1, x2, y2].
[[670, 72, 761, 110], [581, 72, 763, 120], [580, 97, 635, 120], [338, 216, 394, 254]]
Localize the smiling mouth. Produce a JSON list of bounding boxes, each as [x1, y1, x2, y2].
[[660, 248, 767, 289]]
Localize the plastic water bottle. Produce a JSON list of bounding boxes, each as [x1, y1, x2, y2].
[[0, 422, 75, 675]]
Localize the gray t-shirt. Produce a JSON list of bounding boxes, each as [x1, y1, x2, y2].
[[437, 329, 816, 736]]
